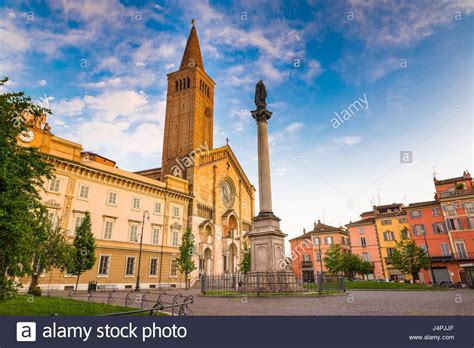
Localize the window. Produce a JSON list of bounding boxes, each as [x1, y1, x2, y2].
[[386, 248, 395, 257], [383, 231, 395, 241], [358, 226, 365, 234], [149, 258, 158, 276], [49, 178, 61, 192], [468, 217, 474, 229], [107, 191, 118, 206], [401, 229, 410, 239], [170, 259, 177, 277], [362, 252, 370, 262], [129, 223, 139, 242], [132, 197, 141, 210], [325, 236, 333, 245], [432, 208, 440, 216], [171, 229, 179, 247], [73, 214, 85, 235], [360, 237, 367, 247], [381, 219, 392, 225], [303, 254, 311, 262], [172, 205, 181, 218], [313, 237, 320, 245], [419, 244, 427, 252], [465, 202, 474, 215], [444, 204, 456, 216], [78, 184, 90, 200], [410, 210, 422, 218], [440, 243, 450, 256], [103, 219, 114, 239], [315, 251, 321, 261], [47, 211, 57, 225], [455, 241, 467, 259], [412, 224, 426, 236], [152, 226, 161, 245], [432, 222, 446, 234], [154, 201, 162, 215], [446, 218, 462, 231], [98, 255, 110, 276], [398, 218, 408, 224], [125, 257, 136, 276]]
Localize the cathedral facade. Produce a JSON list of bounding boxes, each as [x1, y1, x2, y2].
[[19, 22, 254, 290]]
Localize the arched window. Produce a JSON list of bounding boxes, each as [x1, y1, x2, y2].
[[200, 80, 202, 91], [175, 81, 178, 91], [187, 77, 190, 89], [179, 80, 182, 90]]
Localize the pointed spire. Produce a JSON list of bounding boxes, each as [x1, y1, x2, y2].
[[179, 19, 204, 70]]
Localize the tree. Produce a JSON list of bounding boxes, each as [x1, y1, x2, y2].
[[67, 212, 96, 292], [340, 253, 372, 280], [0, 77, 54, 300], [391, 237, 429, 281], [323, 244, 373, 280], [239, 240, 251, 274], [323, 244, 344, 274], [176, 228, 196, 289], [28, 216, 72, 294]]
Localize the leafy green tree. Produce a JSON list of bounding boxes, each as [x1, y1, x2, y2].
[[176, 228, 196, 289], [28, 216, 72, 294], [0, 77, 54, 300], [323, 244, 344, 274], [323, 244, 373, 280], [67, 212, 96, 292], [391, 237, 429, 281], [340, 253, 372, 280], [239, 240, 251, 274]]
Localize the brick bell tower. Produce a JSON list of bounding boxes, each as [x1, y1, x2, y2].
[[161, 20, 215, 180]]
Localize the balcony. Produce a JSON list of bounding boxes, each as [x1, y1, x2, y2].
[[437, 188, 474, 199], [429, 252, 474, 262], [430, 255, 453, 262], [301, 261, 313, 268]]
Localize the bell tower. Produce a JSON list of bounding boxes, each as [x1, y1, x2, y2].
[[161, 20, 214, 180]]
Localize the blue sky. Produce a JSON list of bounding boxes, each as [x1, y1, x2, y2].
[[1, 0, 473, 240]]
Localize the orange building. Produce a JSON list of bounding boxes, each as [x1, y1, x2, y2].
[[405, 200, 458, 284], [434, 171, 474, 285], [290, 221, 350, 282], [346, 211, 384, 280]]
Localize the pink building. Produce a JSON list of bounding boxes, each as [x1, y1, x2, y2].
[[346, 211, 384, 280]]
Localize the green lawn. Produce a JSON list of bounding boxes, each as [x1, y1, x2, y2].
[[0, 296, 160, 316], [345, 281, 448, 290]]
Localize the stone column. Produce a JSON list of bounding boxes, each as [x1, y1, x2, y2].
[[246, 87, 287, 273], [255, 109, 273, 214]]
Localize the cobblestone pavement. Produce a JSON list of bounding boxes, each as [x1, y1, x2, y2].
[[48, 288, 474, 316]]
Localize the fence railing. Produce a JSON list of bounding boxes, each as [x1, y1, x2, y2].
[[200, 272, 345, 295], [65, 290, 193, 316]]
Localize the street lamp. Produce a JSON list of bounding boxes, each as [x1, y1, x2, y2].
[[135, 210, 150, 292]]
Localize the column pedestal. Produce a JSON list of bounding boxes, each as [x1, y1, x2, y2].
[[247, 213, 287, 272]]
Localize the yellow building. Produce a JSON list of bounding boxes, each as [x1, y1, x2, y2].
[[374, 203, 410, 280], [17, 21, 255, 290]]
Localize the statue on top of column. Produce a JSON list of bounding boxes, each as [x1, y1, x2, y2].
[[254, 80, 267, 108]]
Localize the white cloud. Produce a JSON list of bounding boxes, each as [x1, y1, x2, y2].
[[269, 122, 304, 144], [83, 77, 122, 89], [303, 60, 323, 83], [51, 97, 85, 117], [37, 80, 47, 86], [334, 136, 361, 146], [344, 0, 474, 48], [83, 90, 148, 122]]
